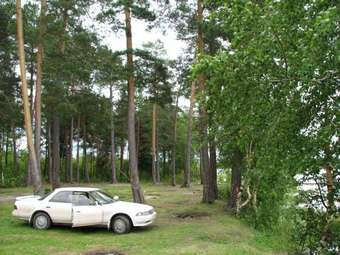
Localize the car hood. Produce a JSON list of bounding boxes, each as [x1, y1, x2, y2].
[[106, 201, 153, 212], [15, 195, 41, 202]]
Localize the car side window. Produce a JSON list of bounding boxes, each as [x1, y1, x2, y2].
[[71, 192, 96, 206], [49, 191, 72, 203]]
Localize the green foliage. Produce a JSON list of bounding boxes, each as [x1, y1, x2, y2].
[[193, 0, 339, 252]]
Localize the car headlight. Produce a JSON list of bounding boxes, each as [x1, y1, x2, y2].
[[136, 209, 154, 216]]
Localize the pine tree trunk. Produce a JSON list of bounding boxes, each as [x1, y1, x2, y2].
[[5, 133, 8, 170], [11, 123, 18, 174], [52, 114, 60, 189], [124, 2, 144, 203], [83, 119, 90, 182], [110, 85, 117, 183], [152, 103, 158, 184], [197, 0, 214, 203], [227, 148, 243, 212], [34, 0, 46, 179], [120, 143, 125, 178], [76, 116, 80, 183], [170, 91, 179, 186], [183, 81, 196, 188], [200, 148, 204, 185], [16, 0, 43, 195], [0, 132, 3, 185], [48, 123, 52, 183], [64, 125, 69, 182], [156, 130, 160, 183], [67, 117, 73, 183], [209, 139, 218, 199]]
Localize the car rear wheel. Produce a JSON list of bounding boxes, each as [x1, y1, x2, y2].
[[112, 215, 131, 234], [32, 212, 51, 230]]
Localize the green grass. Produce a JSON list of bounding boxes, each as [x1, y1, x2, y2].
[[0, 183, 290, 255]]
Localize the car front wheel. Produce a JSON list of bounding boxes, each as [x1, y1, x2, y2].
[[112, 215, 131, 234], [32, 212, 51, 230]]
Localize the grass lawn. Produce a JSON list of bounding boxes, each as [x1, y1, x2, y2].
[[0, 183, 290, 255]]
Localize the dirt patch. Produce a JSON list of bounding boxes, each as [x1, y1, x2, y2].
[[175, 211, 211, 219], [84, 250, 125, 255], [145, 195, 159, 200]]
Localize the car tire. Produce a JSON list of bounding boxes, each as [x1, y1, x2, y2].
[[112, 215, 131, 234], [32, 212, 51, 230]]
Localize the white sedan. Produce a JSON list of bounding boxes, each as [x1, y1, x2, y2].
[[12, 187, 156, 234]]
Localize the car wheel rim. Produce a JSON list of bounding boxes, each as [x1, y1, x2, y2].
[[114, 219, 126, 233], [35, 215, 47, 229]]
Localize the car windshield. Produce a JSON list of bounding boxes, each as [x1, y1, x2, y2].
[[89, 190, 115, 204], [38, 191, 52, 200]]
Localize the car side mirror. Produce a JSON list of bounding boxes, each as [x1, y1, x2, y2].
[[113, 196, 119, 201]]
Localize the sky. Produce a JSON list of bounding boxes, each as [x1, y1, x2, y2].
[[80, 3, 191, 108]]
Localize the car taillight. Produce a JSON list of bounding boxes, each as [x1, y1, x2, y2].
[[14, 205, 17, 210]]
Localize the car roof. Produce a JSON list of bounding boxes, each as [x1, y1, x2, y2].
[[54, 187, 100, 192]]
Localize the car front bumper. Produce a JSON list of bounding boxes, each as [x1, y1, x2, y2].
[[133, 211, 157, 227]]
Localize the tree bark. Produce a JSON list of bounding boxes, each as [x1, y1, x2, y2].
[[124, 2, 144, 203], [83, 119, 90, 182], [197, 0, 214, 203], [52, 114, 60, 189], [16, 0, 43, 195], [34, 0, 46, 179], [67, 117, 73, 183], [170, 90, 180, 186], [64, 124, 69, 182], [48, 123, 52, 183], [110, 85, 117, 183], [5, 133, 8, 170], [152, 103, 158, 184], [0, 132, 4, 185], [76, 116, 80, 183], [11, 123, 18, 175], [199, 148, 204, 185], [209, 139, 218, 199], [120, 143, 125, 178], [227, 148, 243, 212], [182, 81, 196, 188]]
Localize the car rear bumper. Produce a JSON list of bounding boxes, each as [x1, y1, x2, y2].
[[133, 212, 157, 227], [12, 210, 29, 221]]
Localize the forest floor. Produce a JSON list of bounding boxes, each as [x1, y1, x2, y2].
[[0, 183, 291, 255]]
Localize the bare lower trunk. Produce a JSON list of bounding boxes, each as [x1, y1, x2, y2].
[[64, 125, 69, 182], [16, 0, 43, 194], [48, 124, 52, 183], [52, 114, 60, 189], [226, 148, 243, 212], [120, 143, 125, 177], [200, 148, 204, 185], [209, 139, 218, 199], [152, 103, 158, 184], [183, 81, 196, 188], [83, 119, 90, 182], [171, 90, 180, 186], [76, 116, 80, 183], [0, 132, 4, 185], [125, 3, 144, 203], [67, 117, 73, 183], [11, 123, 18, 174], [110, 85, 117, 183]]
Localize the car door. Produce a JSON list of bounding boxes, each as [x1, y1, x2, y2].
[[46, 191, 72, 223], [71, 191, 102, 227]]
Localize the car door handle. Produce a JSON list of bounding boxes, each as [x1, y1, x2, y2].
[[75, 211, 80, 213], [46, 206, 51, 208]]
